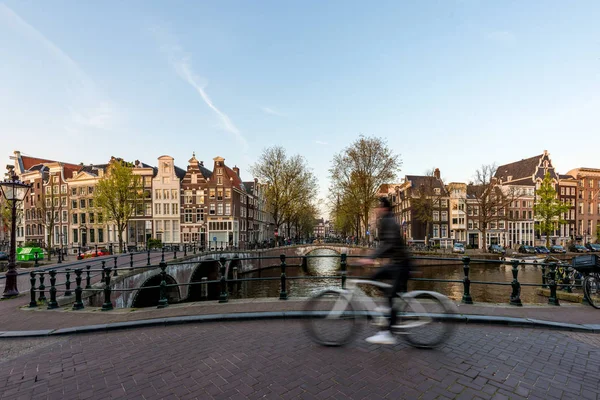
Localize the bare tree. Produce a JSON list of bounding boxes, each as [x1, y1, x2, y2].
[[329, 135, 401, 239], [470, 164, 520, 250]]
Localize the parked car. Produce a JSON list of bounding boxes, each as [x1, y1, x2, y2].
[[452, 243, 465, 254], [518, 245, 536, 254], [0, 251, 8, 261], [569, 244, 589, 253], [77, 247, 110, 260], [550, 245, 566, 254], [585, 243, 600, 252], [488, 244, 506, 254], [535, 246, 550, 254]]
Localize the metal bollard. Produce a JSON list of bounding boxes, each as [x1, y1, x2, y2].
[[157, 260, 168, 308], [29, 272, 37, 308], [509, 260, 522, 306], [461, 256, 473, 304], [173, 247, 177, 260], [279, 254, 288, 300], [184, 244, 187, 257], [34, 252, 39, 268], [85, 265, 92, 289], [113, 257, 118, 276], [548, 263, 560, 306], [147, 249, 151, 266], [130, 253, 134, 270], [47, 270, 59, 309], [161, 247, 165, 262], [38, 271, 46, 302], [101, 267, 113, 311], [340, 253, 347, 289], [219, 257, 228, 303], [57, 250, 62, 264], [64, 269, 72, 296], [72, 269, 84, 310], [201, 277, 208, 300]]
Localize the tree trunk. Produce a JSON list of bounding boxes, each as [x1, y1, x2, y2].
[[118, 224, 124, 253], [482, 227, 487, 251], [47, 231, 52, 261]]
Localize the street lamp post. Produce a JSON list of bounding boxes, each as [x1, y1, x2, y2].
[[0, 173, 31, 298]]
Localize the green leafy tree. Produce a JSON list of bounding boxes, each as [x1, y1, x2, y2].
[[94, 158, 143, 253], [251, 146, 318, 244], [534, 172, 570, 248], [329, 135, 401, 240]]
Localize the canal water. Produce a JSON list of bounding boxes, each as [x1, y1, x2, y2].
[[231, 248, 559, 304]]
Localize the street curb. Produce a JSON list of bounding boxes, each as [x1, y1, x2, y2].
[[0, 311, 598, 338]]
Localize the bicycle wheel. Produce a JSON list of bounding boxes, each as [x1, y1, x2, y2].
[[398, 292, 456, 349], [584, 274, 600, 309], [304, 290, 359, 347]]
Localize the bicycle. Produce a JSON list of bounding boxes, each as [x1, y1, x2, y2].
[[304, 278, 458, 348], [584, 272, 600, 309], [556, 264, 583, 292]]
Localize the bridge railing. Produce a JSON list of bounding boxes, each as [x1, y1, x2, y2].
[[26, 253, 589, 311]]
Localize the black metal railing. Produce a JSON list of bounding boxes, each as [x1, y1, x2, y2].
[[24, 252, 592, 311]]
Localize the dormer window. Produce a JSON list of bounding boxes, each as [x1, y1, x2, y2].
[[217, 168, 223, 175], [507, 176, 512, 182], [434, 188, 441, 195]]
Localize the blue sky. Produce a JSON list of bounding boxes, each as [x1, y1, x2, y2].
[[2, 1, 600, 217]]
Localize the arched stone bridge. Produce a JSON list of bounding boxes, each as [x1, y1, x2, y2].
[[85, 245, 371, 309]]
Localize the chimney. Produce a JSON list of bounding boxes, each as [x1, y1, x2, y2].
[[233, 165, 240, 177], [434, 168, 441, 180], [200, 161, 204, 167]]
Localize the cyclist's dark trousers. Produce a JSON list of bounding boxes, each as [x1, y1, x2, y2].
[[370, 265, 409, 329]]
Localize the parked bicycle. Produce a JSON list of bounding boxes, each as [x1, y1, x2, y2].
[[584, 272, 600, 309], [304, 278, 458, 348]]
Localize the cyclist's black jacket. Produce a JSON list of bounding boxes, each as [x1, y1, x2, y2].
[[370, 211, 412, 270]]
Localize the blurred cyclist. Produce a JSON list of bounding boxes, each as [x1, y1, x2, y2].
[[357, 196, 412, 345]]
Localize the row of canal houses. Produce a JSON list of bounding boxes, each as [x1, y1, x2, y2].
[[4, 151, 275, 252], [383, 151, 600, 249]]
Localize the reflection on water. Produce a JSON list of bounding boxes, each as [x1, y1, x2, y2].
[[230, 249, 563, 303]]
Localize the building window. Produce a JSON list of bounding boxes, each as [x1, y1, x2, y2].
[[98, 229, 104, 242], [441, 211, 448, 221], [164, 203, 169, 215], [433, 211, 439, 221], [209, 189, 215, 199], [73, 214, 78, 224], [183, 233, 190, 243], [62, 210, 68, 223], [155, 189, 161, 200], [217, 177, 223, 185], [184, 190, 193, 204], [146, 203, 152, 216], [155, 204, 161, 215], [225, 204, 231, 215], [217, 168, 223, 175], [217, 189, 223, 201], [433, 225, 439, 238], [441, 225, 447, 238], [184, 209, 193, 223], [90, 229, 95, 243], [197, 208, 204, 222], [172, 203, 178, 215], [71, 188, 77, 196], [217, 204, 223, 215], [209, 204, 216, 215], [225, 189, 231, 199], [73, 229, 78, 243]]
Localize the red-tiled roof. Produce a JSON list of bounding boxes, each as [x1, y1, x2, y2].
[[20, 155, 80, 175], [224, 166, 246, 192]]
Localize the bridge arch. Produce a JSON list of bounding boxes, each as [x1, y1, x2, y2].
[[131, 273, 181, 308], [188, 259, 221, 301]]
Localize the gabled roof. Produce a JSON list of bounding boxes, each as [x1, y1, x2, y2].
[[495, 151, 559, 185], [174, 166, 187, 180], [199, 165, 212, 179], [559, 174, 576, 180], [224, 166, 246, 192], [405, 175, 447, 194], [78, 164, 108, 177]]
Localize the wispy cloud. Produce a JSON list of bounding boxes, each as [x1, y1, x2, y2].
[[486, 30, 516, 45], [262, 107, 286, 117], [152, 24, 248, 151], [0, 4, 119, 133], [315, 140, 328, 145]]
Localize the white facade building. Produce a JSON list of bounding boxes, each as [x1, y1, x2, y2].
[[152, 156, 184, 244]]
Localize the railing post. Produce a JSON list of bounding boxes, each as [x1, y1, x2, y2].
[[47, 270, 59, 309], [38, 271, 46, 303], [184, 244, 187, 257], [219, 257, 228, 303], [340, 253, 347, 289], [147, 248, 151, 266], [72, 269, 84, 310], [548, 263, 560, 306], [64, 268, 72, 296], [85, 265, 92, 289], [279, 254, 288, 300], [161, 247, 165, 263], [509, 260, 522, 306], [541, 264, 547, 288], [562, 266, 573, 293], [113, 256, 118, 276], [130, 253, 134, 270], [157, 260, 169, 308], [174, 247, 177, 260], [201, 277, 208, 300], [57, 250, 62, 264], [29, 272, 37, 308], [101, 267, 113, 311], [461, 256, 473, 304], [34, 251, 39, 268]]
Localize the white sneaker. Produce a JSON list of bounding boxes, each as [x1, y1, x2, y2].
[[365, 331, 397, 345]]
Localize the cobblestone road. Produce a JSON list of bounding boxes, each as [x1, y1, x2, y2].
[[1, 321, 599, 400]]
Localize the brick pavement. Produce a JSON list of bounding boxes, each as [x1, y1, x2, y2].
[[0, 321, 599, 399]]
